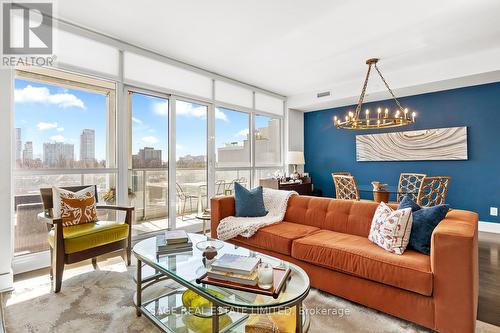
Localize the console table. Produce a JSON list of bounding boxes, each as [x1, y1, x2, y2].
[[260, 177, 313, 196]]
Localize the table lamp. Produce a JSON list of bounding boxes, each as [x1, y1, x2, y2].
[[286, 151, 305, 179]]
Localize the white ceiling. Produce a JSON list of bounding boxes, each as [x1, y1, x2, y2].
[[55, 0, 500, 111]]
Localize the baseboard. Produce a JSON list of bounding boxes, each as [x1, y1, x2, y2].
[[0, 271, 13, 293], [12, 251, 50, 275], [478, 221, 500, 234]]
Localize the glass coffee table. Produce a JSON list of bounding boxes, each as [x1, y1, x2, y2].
[[133, 233, 310, 333]]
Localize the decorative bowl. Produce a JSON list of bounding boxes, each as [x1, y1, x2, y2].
[[195, 240, 224, 252]]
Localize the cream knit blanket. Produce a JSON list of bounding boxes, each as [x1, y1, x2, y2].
[[217, 188, 298, 241]]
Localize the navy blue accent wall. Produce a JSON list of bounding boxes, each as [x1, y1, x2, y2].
[[304, 82, 500, 223]]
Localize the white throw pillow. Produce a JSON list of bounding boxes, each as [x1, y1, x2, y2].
[[368, 202, 413, 255], [52, 186, 98, 226]]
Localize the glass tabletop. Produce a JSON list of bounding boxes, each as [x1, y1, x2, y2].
[[358, 185, 417, 194], [133, 233, 310, 310]]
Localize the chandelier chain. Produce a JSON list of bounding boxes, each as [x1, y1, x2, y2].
[[354, 63, 372, 119], [374, 63, 405, 113]]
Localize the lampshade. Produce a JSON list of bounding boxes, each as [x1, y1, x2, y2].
[[286, 151, 305, 165]]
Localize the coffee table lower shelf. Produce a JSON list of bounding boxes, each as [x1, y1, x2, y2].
[[133, 261, 310, 333]]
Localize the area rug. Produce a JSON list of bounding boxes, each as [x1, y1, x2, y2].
[[2, 258, 499, 333]]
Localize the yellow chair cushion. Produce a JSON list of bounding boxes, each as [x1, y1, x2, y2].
[[48, 221, 129, 254]]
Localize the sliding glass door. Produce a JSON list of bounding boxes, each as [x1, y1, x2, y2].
[[175, 99, 208, 227], [128, 91, 169, 237]]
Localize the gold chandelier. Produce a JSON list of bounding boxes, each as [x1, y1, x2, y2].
[[335, 58, 416, 130]]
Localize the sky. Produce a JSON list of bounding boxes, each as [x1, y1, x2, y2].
[[14, 79, 107, 160], [14, 79, 271, 163]]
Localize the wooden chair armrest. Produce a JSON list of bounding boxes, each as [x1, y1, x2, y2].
[[37, 212, 62, 225], [96, 205, 134, 226], [96, 205, 134, 212]]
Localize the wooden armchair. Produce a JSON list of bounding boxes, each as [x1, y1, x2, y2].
[[38, 185, 134, 293]]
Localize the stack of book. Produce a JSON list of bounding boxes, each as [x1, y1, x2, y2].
[[207, 254, 261, 286], [156, 230, 192, 254]]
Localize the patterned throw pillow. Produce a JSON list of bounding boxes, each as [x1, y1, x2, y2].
[[368, 202, 413, 255], [52, 186, 98, 227]]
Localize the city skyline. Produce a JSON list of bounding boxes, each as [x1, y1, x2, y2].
[[15, 79, 280, 169]]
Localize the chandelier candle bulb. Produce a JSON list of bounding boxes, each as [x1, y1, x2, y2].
[[377, 108, 381, 118], [365, 109, 370, 120], [412, 112, 416, 122]]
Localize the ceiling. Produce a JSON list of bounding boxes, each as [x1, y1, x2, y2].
[[55, 0, 500, 111]]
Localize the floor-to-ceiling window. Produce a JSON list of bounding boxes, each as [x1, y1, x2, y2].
[[13, 67, 116, 257], [8, 24, 286, 275], [128, 91, 169, 236], [215, 107, 251, 193], [175, 100, 208, 225], [254, 114, 284, 182]]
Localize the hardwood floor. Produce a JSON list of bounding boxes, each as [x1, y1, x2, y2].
[[478, 231, 500, 327]]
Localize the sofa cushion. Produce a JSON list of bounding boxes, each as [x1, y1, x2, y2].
[[368, 202, 413, 255], [284, 196, 380, 237], [234, 182, 267, 217], [291, 229, 433, 296], [398, 196, 450, 255], [48, 221, 129, 254], [234, 222, 319, 255]]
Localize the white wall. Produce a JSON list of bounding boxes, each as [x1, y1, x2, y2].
[[287, 109, 305, 174], [0, 69, 13, 292]]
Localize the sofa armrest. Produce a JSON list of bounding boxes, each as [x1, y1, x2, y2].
[[431, 209, 478, 333], [210, 196, 235, 239]]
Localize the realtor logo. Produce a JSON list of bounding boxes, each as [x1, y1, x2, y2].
[[1, 1, 55, 67], [2, 2, 53, 54]]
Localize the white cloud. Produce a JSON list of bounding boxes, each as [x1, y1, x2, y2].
[[153, 101, 229, 122], [153, 101, 169, 116], [56, 127, 64, 132], [176, 144, 184, 150], [37, 121, 58, 130], [132, 117, 143, 124], [235, 128, 249, 137], [49, 135, 65, 142], [215, 109, 228, 122], [142, 136, 159, 143], [15, 85, 85, 109]]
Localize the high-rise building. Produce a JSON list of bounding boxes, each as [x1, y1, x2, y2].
[[218, 118, 281, 166], [22, 141, 33, 162], [80, 129, 95, 162], [132, 147, 162, 168], [43, 142, 74, 168], [15, 128, 22, 162]]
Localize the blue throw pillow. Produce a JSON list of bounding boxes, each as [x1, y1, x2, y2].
[[398, 196, 450, 255], [234, 182, 268, 217]]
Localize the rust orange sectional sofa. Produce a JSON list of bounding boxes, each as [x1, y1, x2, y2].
[[211, 195, 479, 333]]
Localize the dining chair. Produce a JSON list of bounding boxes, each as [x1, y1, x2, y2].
[[176, 182, 199, 220], [331, 171, 352, 177], [39, 185, 133, 293], [215, 180, 226, 195], [417, 176, 451, 207], [332, 174, 360, 200], [396, 173, 426, 202]]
